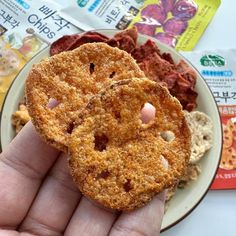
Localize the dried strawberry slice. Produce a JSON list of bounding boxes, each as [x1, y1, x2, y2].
[[50, 34, 80, 56]]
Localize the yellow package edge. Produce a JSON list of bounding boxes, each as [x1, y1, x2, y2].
[[177, 0, 221, 51], [0, 37, 26, 110], [129, 0, 221, 51]]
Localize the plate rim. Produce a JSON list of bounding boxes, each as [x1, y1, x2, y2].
[[0, 45, 50, 150]]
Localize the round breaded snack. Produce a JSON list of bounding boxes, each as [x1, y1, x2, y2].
[[69, 78, 191, 211], [184, 111, 213, 164], [26, 43, 144, 152]]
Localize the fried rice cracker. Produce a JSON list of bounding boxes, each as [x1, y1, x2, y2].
[[68, 78, 191, 211], [26, 43, 144, 152]]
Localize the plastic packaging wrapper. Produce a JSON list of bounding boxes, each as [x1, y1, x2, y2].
[[182, 49, 236, 189], [60, 0, 221, 50], [0, 0, 79, 109]]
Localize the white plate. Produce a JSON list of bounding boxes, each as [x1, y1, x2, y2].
[[0, 30, 222, 232]]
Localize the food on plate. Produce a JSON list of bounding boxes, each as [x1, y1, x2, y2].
[[106, 26, 138, 53], [49, 27, 198, 111], [178, 163, 201, 188], [220, 119, 236, 170], [11, 28, 213, 210], [137, 46, 197, 111], [69, 78, 191, 211], [11, 101, 206, 206], [166, 111, 213, 207], [49, 34, 80, 56], [12, 103, 30, 134], [166, 163, 201, 201], [184, 111, 213, 163], [50, 32, 109, 56], [25, 42, 144, 152]]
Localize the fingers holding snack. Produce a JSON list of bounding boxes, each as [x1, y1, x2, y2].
[[12, 28, 214, 215]]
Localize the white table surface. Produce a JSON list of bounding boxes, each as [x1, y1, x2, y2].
[[56, 0, 236, 235]]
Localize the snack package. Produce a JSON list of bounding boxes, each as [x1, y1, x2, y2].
[[0, 0, 80, 109], [182, 49, 236, 189], [59, 0, 221, 50]]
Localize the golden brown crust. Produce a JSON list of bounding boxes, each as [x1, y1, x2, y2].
[[69, 78, 191, 211], [25, 43, 144, 152]]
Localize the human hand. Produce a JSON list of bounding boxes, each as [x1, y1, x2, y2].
[[0, 108, 165, 236]]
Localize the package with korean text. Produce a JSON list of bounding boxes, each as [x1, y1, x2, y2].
[[182, 49, 236, 189], [0, 0, 79, 108]]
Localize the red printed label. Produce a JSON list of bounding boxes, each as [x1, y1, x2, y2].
[[211, 105, 236, 189]]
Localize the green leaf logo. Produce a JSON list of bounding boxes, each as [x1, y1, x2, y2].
[[200, 55, 225, 67], [77, 0, 89, 7]]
